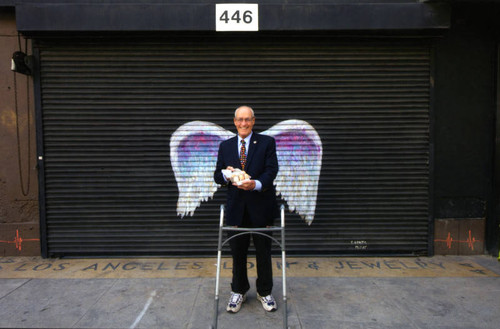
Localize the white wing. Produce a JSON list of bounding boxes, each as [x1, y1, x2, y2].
[[170, 121, 234, 217], [263, 120, 322, 225]]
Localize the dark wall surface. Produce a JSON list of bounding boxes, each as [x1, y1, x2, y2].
[[0, 8, 40, 256], [434, 2, 500, 254]]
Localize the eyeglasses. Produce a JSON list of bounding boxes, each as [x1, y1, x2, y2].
[[235, 118, 254, 123]]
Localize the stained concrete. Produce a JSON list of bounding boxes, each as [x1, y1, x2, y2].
[[0, 256, 498, 329], [0, 256, 498, 279]]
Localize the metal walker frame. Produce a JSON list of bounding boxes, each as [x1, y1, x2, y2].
[[211, 204, 289, 329]]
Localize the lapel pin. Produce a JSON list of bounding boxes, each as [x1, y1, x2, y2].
[[254, 141, 257, 144]]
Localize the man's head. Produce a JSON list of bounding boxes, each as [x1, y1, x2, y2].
[[234, 105, 255, 139]]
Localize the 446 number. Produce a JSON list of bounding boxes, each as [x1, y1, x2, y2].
[[219, 10, 253, 24]]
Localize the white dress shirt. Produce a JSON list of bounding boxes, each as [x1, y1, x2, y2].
[[222, 132, 262, 191]]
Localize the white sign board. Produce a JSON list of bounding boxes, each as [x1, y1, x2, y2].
[[215, 4, 259, 31]]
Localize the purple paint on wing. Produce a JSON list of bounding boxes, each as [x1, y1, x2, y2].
[[177, 133, 224, 174], [274, 131, 320, 156]]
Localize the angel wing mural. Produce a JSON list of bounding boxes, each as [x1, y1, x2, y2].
[[170, 119, 322, 224]]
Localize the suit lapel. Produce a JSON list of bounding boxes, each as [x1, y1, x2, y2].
[[229, 137, 241, 168], [245, 133, 258, 170]]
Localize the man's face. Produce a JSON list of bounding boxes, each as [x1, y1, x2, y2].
[[234, 107, 255, 139]]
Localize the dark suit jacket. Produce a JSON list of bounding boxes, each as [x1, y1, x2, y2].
[[214, 132, 279, 227]]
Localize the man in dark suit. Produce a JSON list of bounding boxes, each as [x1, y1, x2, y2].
[[214, 106, 279, 313]]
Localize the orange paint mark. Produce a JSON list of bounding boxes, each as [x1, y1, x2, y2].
[[434, 230, 480, 250], [0, 229, 39, 251], [465, 230, 477, 251]]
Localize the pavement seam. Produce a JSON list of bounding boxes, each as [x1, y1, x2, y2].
[[185, 278, 202, 329], [70, 279, 119, 329], [0, 278, 32, 300], [287, 285, 302, 329]]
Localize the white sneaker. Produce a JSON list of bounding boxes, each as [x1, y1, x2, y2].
[[226, 292, 246, 313], [257, 293, 277, 312]]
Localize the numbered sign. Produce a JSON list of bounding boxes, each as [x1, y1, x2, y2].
[[215, 4, 258, 31]]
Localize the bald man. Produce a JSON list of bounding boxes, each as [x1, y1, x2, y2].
[[214, 106, 279, 313]]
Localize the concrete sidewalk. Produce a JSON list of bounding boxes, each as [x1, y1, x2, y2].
[[0, 255, 499, 329]]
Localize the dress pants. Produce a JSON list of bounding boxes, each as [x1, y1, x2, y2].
[[229, 206, 273, 296]]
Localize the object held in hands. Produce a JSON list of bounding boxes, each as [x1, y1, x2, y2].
[[222, 169, 251, 185]]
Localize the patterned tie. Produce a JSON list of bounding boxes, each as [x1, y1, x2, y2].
[[240, 140, 246, 170]]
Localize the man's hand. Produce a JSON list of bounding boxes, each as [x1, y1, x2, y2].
[[234, 179, 256, 191], [223, 166, 236, 180]]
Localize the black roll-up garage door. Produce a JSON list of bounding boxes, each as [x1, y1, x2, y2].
[[37, 33, 431, 257]]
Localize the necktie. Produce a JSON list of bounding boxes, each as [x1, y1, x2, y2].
[[240, 140, 246, 170]]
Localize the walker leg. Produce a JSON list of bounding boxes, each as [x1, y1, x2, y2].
[[280, 204, 288, 329], [281, 248, 288, 329], [212, 250, 221, 329], [212, 205, 225, 329]]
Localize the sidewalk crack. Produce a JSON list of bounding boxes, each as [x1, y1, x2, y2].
[[0, 279, 32, 300], [70, 279, 119, 328], [185, 278, 202, 329]]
